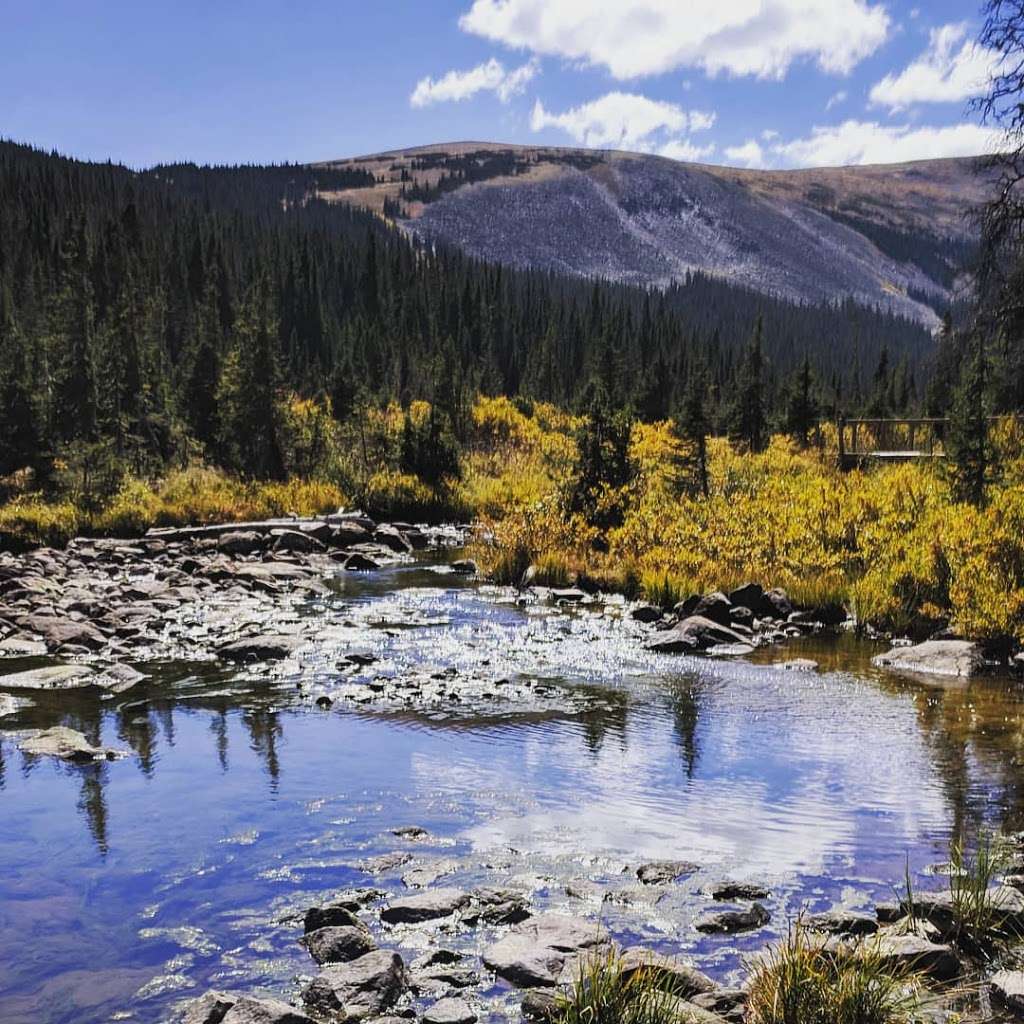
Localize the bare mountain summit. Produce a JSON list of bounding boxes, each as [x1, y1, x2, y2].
[[314, 142, 992, 328]]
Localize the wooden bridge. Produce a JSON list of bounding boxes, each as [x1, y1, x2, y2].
[[838, 417, 946, 469]]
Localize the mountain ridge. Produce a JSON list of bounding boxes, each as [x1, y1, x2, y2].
[[314, 142, 992, 328]]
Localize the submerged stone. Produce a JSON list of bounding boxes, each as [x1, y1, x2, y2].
[[872, 640, 984, 678]]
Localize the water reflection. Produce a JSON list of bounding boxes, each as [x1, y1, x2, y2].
[[668, 677, 702, 778]]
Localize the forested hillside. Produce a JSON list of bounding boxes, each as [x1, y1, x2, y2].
[[0, 140, 941, 485]]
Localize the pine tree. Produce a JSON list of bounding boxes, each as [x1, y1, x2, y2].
[[784, 354, 818, 446], [729, 315, 767, 452], [947, 334, 993, 505], [678, 367, 710, 496]]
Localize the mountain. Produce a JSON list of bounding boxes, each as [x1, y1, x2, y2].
[[313, 142, 992, 329]]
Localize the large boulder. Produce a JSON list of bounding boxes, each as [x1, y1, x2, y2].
[[218, 634, 302, 662], [647, 617, 750, 654], [875, 933, 960, 981], [695, 903, 770, 934], [20, 615, 107, 651], [304, 902, 363, 934], [183, 991, 313, 1024], [805, 909, 877, 936], [329, 522, 373, 549], [483, 914, 609, 988], [302, 949, 409, 1019], [423, 997, 477, 1024], [271, 529, 325, 555], [217, 531, 266, 556], [990, 970, 1024, 1015], [374, 525, 413, 553], [0, 664, 96, 689], [692, 592, 733, 627], [636, 860, 699, 885], [872, 640, 985, 678], [617, 948, 716, 997], [19, 726, 126, 763], [381, 888, 470, 924], [303, 925, 377, 965]]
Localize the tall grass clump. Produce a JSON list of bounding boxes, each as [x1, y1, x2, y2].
[[948, 832, 1010, 956], [746, 922, 920, 1024], [553, 950, 689, 1024]]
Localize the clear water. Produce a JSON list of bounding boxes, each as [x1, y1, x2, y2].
[[1, 561, 1022, 1024]]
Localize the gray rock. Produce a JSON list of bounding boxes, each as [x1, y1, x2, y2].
[[401, 858, 459, 888], [521, 989, 558, 1022], [271, 529, 325, 555], [375, 525, 413, 553], [381, 888, 470, 924], [708, 882, 770, 902], [465, 886, 531, 925], [329, 523, 373, 548], [690, 989, 747, 1021], [217, 531, 266, 556], [304, 903, 363, 934], [695, 902, 770, 934], [0, 664, 96, 689], [357, 852, 413, 875], [872, 640, 984, 678], [647, 616, 750, 653], [618, 948, 716, 997], [692, 592, 733, 626], [221, 996, 313, 1024], [303, 925, 377, 965], [302, 949, 409, 1019], [450, 560, 477, 575], [0, 637, 48, 657], [551, 588, 586, 603], [876, 933, 959, 981], [0, 693, 31, 718], [631, 604, 663, 623], [990, 970, 1024, 1014], [805, 909, 878, 936], [777, 659, 819, 672], [483, 914, 609, 988], [21, 615, 107, 650], [344, 553, 381, 572], [19, 726, 127, 762], [218, 634, 302, 662], [423, 997, 477, 1024], [636, 860, 699, 885], [182, 990, 239, 1024]]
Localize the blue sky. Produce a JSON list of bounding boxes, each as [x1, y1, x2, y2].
[[2, 0, 999, 169]]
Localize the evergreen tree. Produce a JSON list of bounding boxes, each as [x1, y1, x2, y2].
[[570, 383, 635, 530], [729, 315, 768, 453], [784, 354, 818, 446], [947, 333, 992, 505], [678, 367, 710, 496]]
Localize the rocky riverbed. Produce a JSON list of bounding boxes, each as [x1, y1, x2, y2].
[[3, 519, 1024, 1024]]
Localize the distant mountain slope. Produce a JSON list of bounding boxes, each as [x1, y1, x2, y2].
[[314, 143, 991, 328]]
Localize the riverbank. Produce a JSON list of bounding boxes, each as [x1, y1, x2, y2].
[[2, 397, 1022, 651]]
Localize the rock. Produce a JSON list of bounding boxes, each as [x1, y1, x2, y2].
[[271, 529, 325, 554], [465, 886, 531, 925], [0, 637, 48, 657], [631, 604, 663, 623], [375, 525, 413, 553], [450, 560, 477, 575], [357, 851, 413, 874], [521, 989, 558, 1022], [876, 933, 959, 981], [690, 990, 747, 1022], [182, 990, 239, 1024], [805, 910, 878, 936], [344, 553, 381, 572], [222, 996, 314, 1024], [708, 882, 770, 902], [423, 997, 477, 1024], [302, 950, 409, 1020], [551, 588, 586, 603], [483, 914, 609, 988], [392, 825, 429, 839], [21, 615, 107, 651], [618, 948, 716, 997], [92, 663, 148, 693], [0, 693, 31, 718], [872, 640, 984, 678], [636, 860, 699, 885], [0, 664, 96, 689], [765, 588, 793, 618], [217, 531, 266, 556], [381, 888, 470, 924], [990, 970, 1024, 1015], [304, 902, 364, 933], [303, 925, 377, 965], [695, 903, 770, 934], [647, 616, 750, 654], [875, 901, 903, 924], [401, 859, 459, 888], [330, 523, 373, 548], [19, 726, 126, 762], [692, 592, 733, 626], [218, 634, 302, 662], [729, 606, 754, 627]]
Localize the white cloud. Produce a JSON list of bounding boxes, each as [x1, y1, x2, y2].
[[530, 91, 698, 148], [459, 0, 890, 80], [761, 129, 780, 141], [410, 57, 538, 108], [724, 139, 767, 168], [770, 119, 995, 166], [689, 110, 717, 132], [825, 89, 847, 111], [869, 22, 996, 112], [658, 139, 716, 162]]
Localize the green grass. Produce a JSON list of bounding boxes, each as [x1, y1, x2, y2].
[[553, 949, 695, 1024], [948, 832, 1010, 956], [746, 921, 920, 1024]]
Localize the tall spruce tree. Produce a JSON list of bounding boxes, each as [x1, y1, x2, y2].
[[947, 333, 992, 505], [729, 315, 768, 453]]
